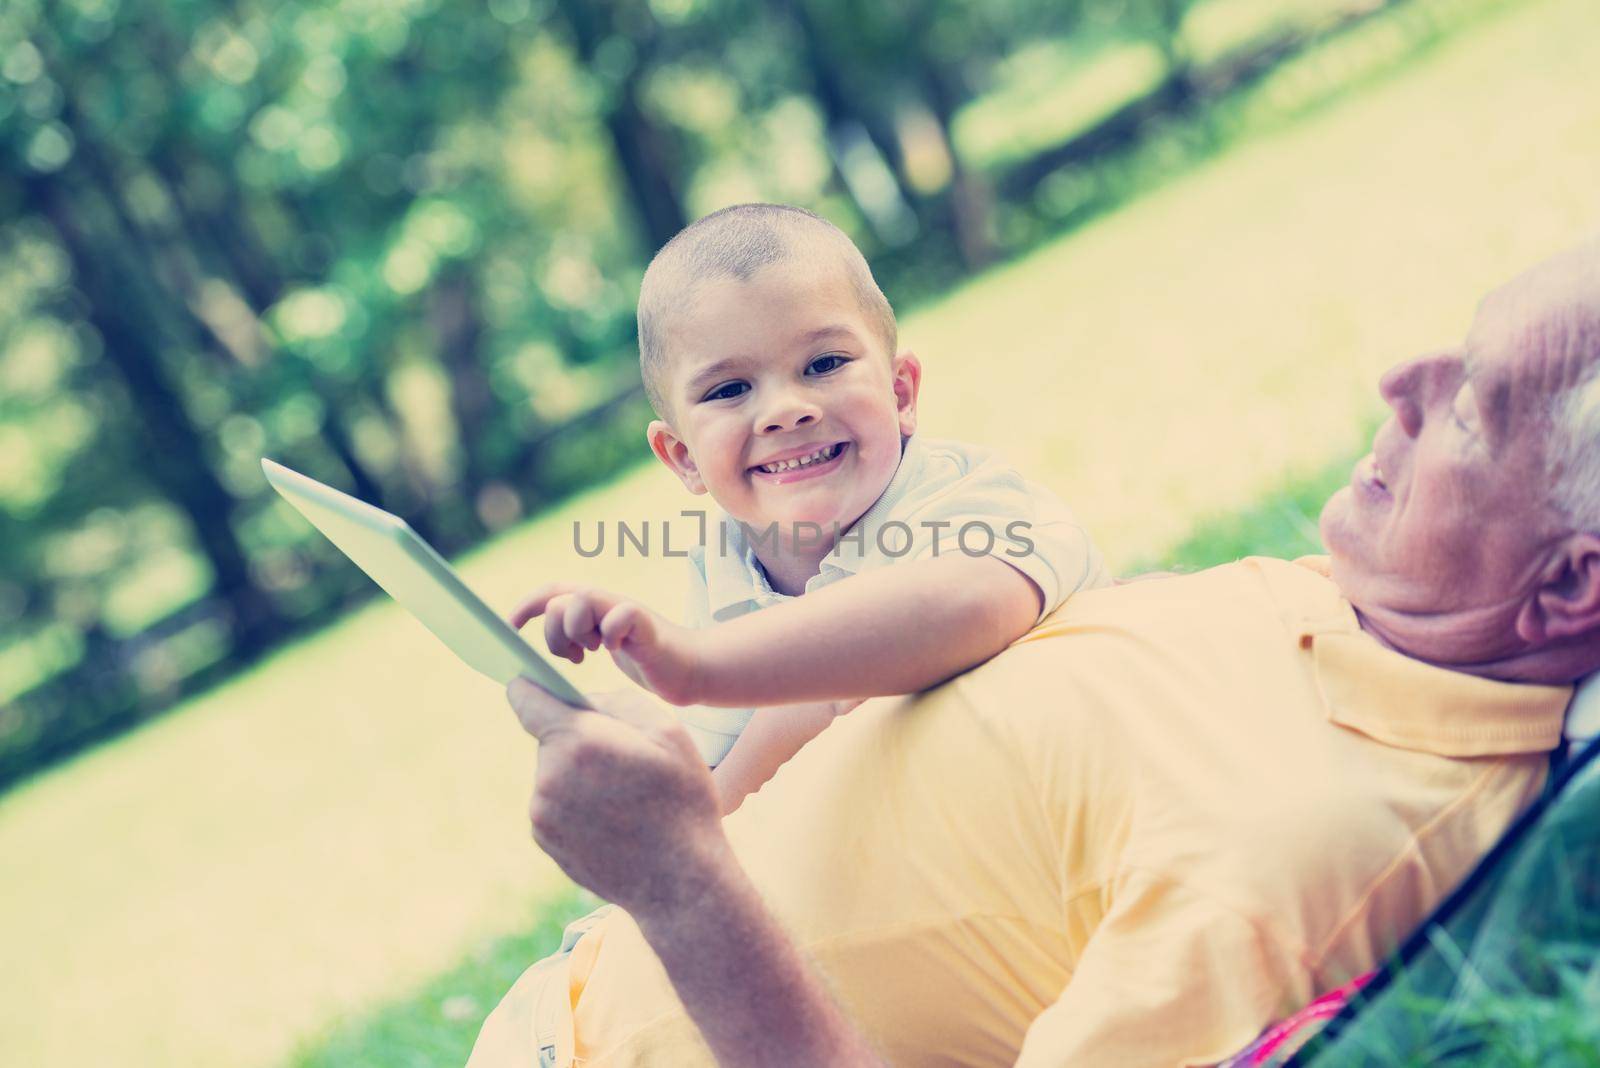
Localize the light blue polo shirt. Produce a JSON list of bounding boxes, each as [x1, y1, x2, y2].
[[678, 435, 1110, 765]]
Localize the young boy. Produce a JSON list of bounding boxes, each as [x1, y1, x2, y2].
[[512, 204, 1109, 812]]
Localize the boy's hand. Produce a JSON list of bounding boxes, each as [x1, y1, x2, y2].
[[510, 584, 703, 706]]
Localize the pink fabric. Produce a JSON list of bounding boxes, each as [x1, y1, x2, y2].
[[1217, 972, 1375, 1067]]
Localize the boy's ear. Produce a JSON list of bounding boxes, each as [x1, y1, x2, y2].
[[892, 350, 922, 438], [647, 419, 707, 495], [1517, 533, 1600, 643]]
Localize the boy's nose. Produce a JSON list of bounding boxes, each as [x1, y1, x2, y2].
[[763, 411, 816, 433], [756, 390, 821, 434]]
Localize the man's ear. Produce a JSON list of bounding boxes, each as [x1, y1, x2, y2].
[[647, 420, 707, 495], [892, 350, 922, 438], [1518, 533, 1600, 643]]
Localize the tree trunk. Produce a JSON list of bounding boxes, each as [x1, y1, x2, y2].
[[431, 266, 496, 492], [25, 174, 287, 655], [60, 89, 404, 525], [554, 0, 689, 251], [150, 148, 288, 313], [428, 266, 496, 540], [774, 0, 926, 231], [1150, 0, 1197, 109], [915, 59, 995, 270]]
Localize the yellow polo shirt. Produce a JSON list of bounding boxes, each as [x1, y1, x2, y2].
[[496, 557, 1570, 1066]]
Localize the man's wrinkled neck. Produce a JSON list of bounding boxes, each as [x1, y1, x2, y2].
[[1353, 603, 1592, 685]]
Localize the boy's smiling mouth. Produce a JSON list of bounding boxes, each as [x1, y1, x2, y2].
[[749, 442, 848, 482]]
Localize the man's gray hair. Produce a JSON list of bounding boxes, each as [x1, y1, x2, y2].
[[1544, 236, 1600, 533], [636, 204, 897, 418], [1553, 365, 1600, 532]]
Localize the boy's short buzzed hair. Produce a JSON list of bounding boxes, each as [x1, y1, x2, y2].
[[637, 203, 898, 418]]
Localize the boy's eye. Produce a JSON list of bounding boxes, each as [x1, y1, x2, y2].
[[807, 354, 849, 375], [702, 381, 748, 402]]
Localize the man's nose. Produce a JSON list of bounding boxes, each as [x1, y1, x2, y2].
[[755, 386, 820, 434], [1378, 351, 1460, 437]]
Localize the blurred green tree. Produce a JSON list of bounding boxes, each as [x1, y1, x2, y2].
[[0, 0, 1362, 788], [0, 0, 643, 780]]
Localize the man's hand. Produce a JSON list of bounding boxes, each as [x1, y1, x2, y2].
[[507, 678, 884, 1067], [507, 678, 728, 914], [510, 584, 702, 706]]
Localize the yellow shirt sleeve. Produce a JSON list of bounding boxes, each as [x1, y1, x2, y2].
[[1016, 870, 1303, 1068]]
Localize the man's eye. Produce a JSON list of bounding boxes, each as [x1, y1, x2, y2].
[[702, 381, 748, 402], [807, 354, 849, 375]]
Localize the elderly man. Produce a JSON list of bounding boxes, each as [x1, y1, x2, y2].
[[472, 240, 1600, 1067]]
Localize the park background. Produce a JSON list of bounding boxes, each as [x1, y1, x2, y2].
[[1, 0, 1597, 1062]]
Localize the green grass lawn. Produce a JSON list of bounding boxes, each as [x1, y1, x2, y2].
[[4, 0, 1600, 1063], [287, 888, 599, 1068]]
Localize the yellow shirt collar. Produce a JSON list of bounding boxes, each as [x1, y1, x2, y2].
[[1279, 557, 1570, 758]]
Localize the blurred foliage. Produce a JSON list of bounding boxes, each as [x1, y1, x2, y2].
[[1142, 442, 1363, 573], [0, 0, 1438, 788]]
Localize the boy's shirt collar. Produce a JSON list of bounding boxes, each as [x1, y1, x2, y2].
[[700, 435, 924, 622], [819, 433, 924, 577], [699, 525, 781, 622]]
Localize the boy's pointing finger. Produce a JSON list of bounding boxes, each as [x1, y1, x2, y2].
[[509, 583, 578, 628]]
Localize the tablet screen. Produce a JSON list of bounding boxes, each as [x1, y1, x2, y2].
[[262, 458, 588, 707]]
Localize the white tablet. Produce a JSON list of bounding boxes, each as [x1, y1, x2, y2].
[[262, 458, 588, 707]]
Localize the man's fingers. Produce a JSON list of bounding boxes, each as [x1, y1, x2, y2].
[[588, 687, 678, 733], [588, 691, 704, 767], [509, 583, 577, 629], [507, 676, 585, 739]]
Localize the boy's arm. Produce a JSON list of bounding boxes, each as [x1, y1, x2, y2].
[[512, 554, 1040, 708], [711, 700, 853, 814], [697, 554, 1041, 707]]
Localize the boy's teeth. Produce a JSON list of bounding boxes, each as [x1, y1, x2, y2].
[[759, 444, 839, 473]]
